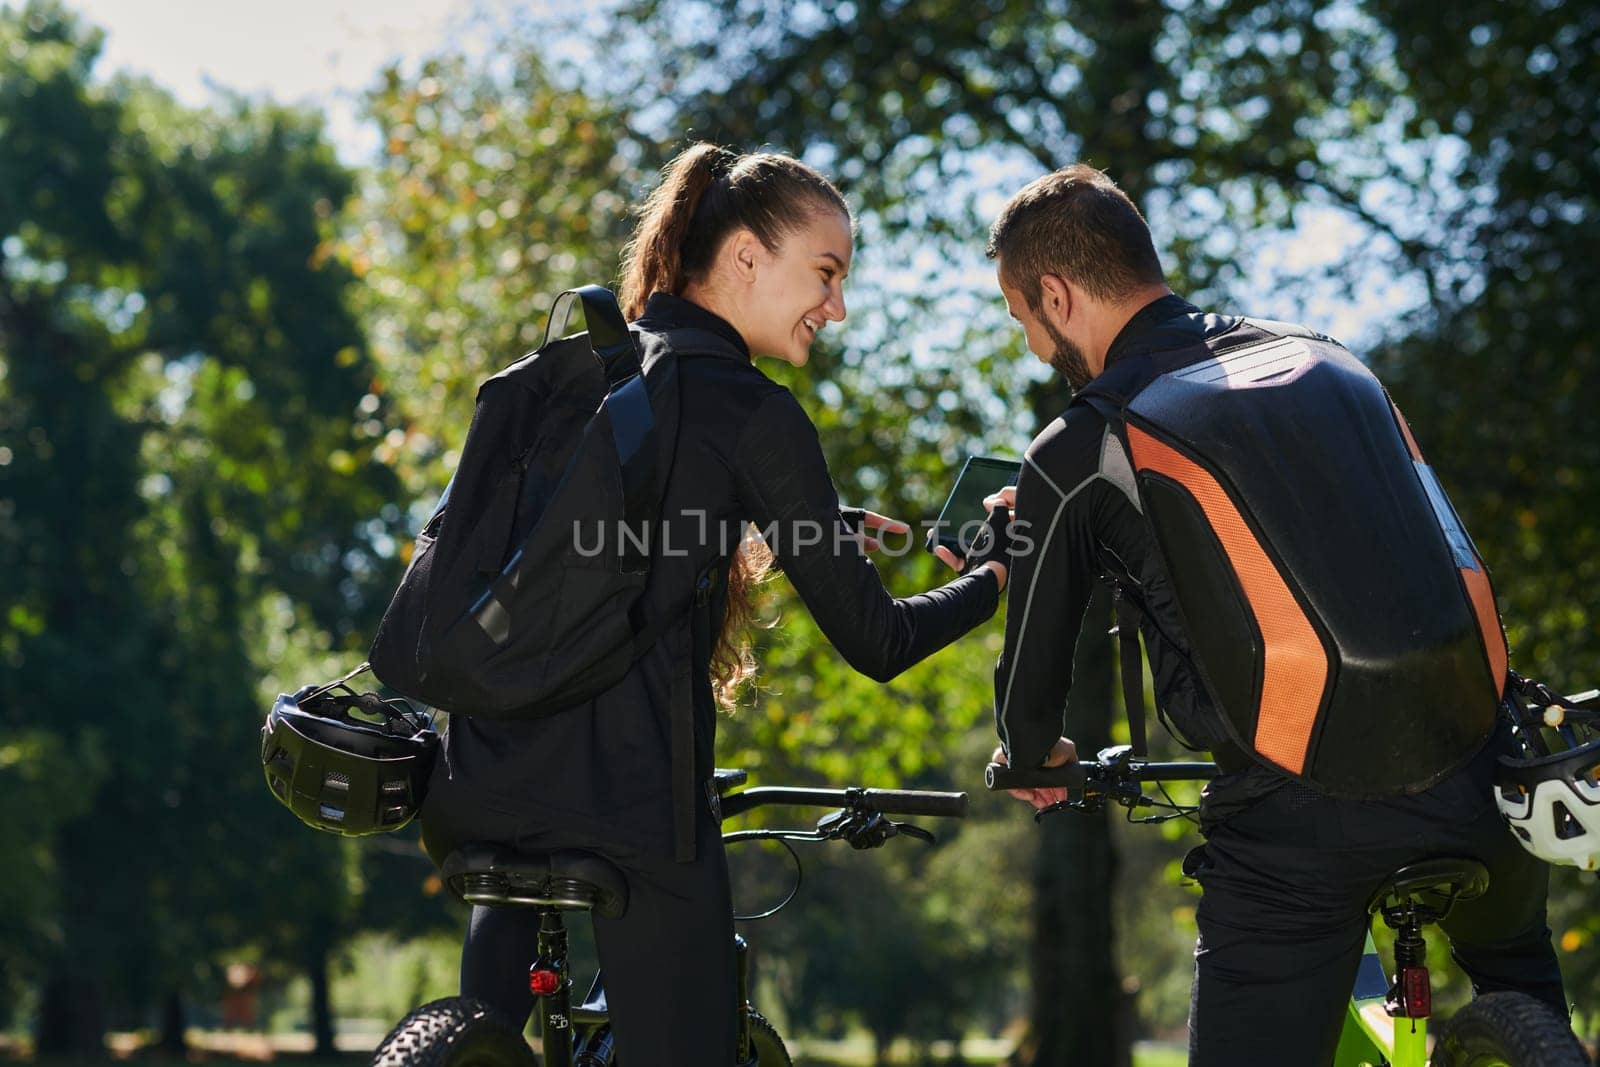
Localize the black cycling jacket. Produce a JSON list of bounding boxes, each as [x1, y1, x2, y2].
[[436, 293, 999, 859], [994, 295, 1282, 814]]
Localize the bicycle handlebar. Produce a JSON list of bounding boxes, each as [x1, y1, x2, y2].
[[984, 758, 1217, 791], [720, 785, 968, 821]]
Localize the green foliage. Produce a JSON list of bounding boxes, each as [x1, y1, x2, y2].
[[1362, 0, 1600, 1005], [0, 0, 407, 1042], [352, 52, 649, 506]]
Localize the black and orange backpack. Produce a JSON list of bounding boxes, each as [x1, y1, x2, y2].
[[1079, 318, 1507, 796]]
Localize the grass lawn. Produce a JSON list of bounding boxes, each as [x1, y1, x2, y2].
[[6, 1036, 1194, 1066]]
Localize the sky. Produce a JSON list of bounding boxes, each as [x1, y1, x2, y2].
[[59, 0, 1423, 348], [69, 0, 477, 161]]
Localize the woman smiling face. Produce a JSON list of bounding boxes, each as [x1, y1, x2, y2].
[[704, 206, 853, 367]]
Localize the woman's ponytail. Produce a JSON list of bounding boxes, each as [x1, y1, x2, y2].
[[618, 144, 734, 319]]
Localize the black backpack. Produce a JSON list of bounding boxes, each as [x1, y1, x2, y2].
[[368, 286, 679, 718]]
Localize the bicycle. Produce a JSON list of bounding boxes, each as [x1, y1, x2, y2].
[[371, 768, 968, 1066], [985, 744, 1591, 1067]]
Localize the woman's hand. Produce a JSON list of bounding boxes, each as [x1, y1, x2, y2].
[[841, 507, 911, 552]]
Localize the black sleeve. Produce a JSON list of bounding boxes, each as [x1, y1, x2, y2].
[[993, 413, 1105, 769], [732, 390, 999, 683]]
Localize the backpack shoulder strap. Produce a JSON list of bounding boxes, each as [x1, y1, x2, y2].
[[1112, 588, 1149, 759]]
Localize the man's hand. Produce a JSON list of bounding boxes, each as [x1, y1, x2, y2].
[[932, 547, 1009, 591], [934, 490, 1019, 591], [991, 736, 1078, 810], [983, 485, 1017, 511]]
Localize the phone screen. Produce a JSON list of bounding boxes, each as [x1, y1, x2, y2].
[[931, 456, 1022, 555]]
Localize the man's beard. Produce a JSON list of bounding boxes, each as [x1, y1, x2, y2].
[[1045, 320, 1094, 391]]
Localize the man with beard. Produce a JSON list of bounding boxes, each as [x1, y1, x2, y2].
[[976, 164, 1567, 1065]]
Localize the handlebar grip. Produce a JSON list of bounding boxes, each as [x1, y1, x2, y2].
[[984, 762, 1089, 791], [859, 789, 969, 818]]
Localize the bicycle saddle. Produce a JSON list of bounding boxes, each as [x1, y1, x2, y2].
[[1366, 856, 1489, 921], [440, 845, 629, 919]]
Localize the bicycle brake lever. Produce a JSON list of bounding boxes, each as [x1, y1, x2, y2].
[[1032, 794, 1102, 821], [890, 821, 936, 846]]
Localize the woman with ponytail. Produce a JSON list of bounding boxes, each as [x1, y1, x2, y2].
[[419, 144, 1007, 1064]]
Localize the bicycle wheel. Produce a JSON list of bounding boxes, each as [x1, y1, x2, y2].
[[746, 1011, 793, 1067], [372, 997, 536, 1067], [1431, 992, 1589, 1067]]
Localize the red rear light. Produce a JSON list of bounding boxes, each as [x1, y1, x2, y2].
[[528, 968, 561, 996], [1399, 966, 1431, 1018]]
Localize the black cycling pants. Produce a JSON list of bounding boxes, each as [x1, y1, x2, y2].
[[422, 790, 737, 1066], [1187, 735, 1566, 1067]]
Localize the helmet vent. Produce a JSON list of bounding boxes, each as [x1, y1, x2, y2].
[[1552, 800, 1583, 840], [381, 780, 408, 796], [324, 771, 350, 792]]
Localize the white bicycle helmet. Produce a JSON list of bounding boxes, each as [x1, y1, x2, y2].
[[1494, 674, 1600, 871]]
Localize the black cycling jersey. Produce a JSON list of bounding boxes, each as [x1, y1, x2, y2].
[[428, 292, 999, 862], [994, 295, 1280, 814]]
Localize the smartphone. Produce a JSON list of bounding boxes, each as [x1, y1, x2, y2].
[[929, 456, 1022, 556]]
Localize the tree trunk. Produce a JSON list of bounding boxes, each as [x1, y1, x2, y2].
[[308, 938, 337, 1057], [873, 1027, 893, 1067], [1014, 588, 1124, 1067], [34, 822, 109, 1058], [33, 971, 105, 1057], [158, 990, 188, 1054]]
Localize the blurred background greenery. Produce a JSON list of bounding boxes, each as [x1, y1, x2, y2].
[[1, 0, 1596, 1064]]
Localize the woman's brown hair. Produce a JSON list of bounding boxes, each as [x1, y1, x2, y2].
[[619, 144, 849, 711]]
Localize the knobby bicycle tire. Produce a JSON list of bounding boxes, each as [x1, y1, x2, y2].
[[372, 997, 536, 1067], [1431, 992, 1589, 1067], [745, 1011, 793, 1067]]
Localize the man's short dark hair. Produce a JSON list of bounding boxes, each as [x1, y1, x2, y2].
[[986, 164, 1165, 308]]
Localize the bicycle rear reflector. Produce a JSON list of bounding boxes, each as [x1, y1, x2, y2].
[[528, 967, 561, 996]]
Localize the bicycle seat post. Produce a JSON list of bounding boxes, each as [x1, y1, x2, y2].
[[1386, 905, 1431, 1020], [530, 908, 574, 1064]]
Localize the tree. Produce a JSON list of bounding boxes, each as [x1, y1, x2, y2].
[[0, 1, 401, 1049], [1362, 0, 1600, 1004]]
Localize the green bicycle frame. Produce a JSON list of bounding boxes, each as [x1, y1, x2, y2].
[[1335, 931, 1428, 1067]]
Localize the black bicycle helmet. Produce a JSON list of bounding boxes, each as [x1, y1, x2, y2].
[[261, 663, 438, 837]]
